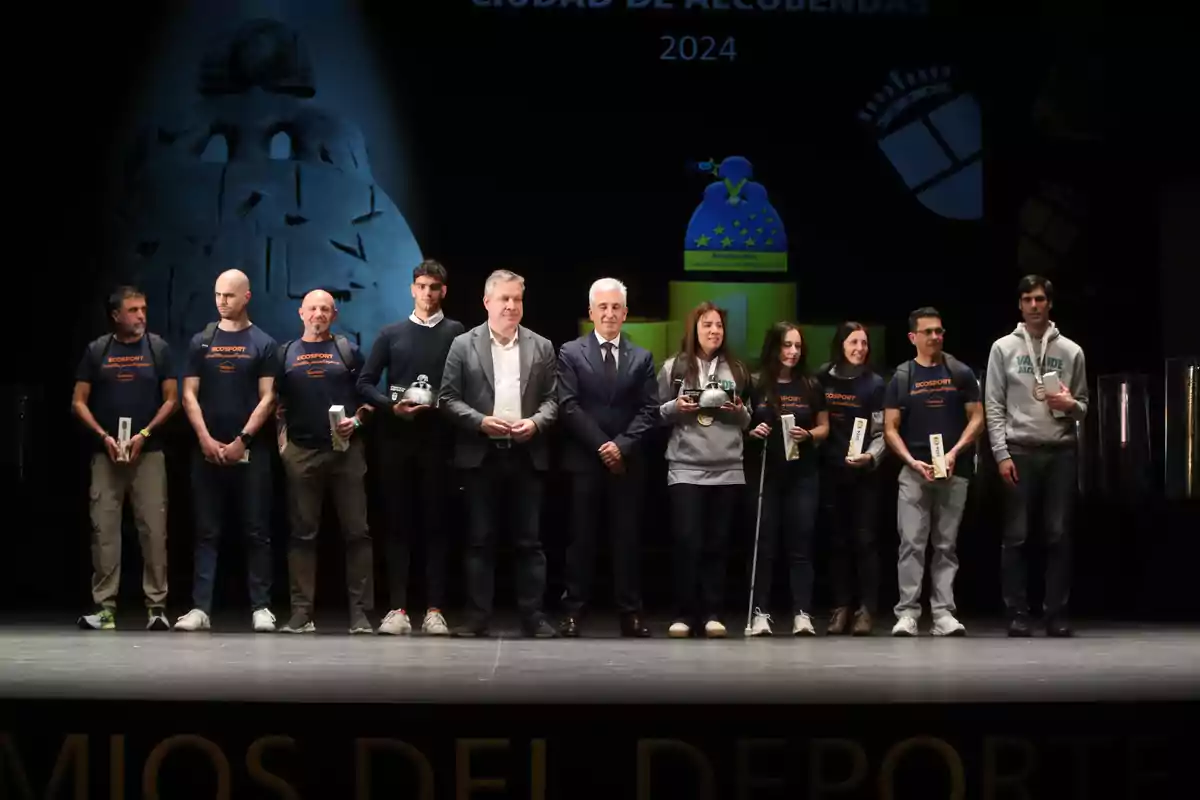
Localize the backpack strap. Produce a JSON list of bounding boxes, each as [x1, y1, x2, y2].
[[669, 354, 688, 389], [88, 334, 115, 374], [200, 322, 219, 351], [333, 335, 356, 375], [146, 333, 168, 379]]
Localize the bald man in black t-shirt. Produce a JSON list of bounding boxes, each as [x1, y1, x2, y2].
[[275, 289, 374, 635]]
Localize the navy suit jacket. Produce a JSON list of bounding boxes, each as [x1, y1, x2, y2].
[[556, 333, 660, 472]]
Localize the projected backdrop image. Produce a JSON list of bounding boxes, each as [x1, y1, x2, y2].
[[104, 0, 993, 360]]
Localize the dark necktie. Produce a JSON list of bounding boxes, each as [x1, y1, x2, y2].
[[601, 341, 617, 383]]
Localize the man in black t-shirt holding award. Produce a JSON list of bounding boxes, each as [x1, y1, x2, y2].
[[275, 289, 375, 634], [884, 307, 984, 637], [176, 269, 279, 633], [73, 286, 178, 631], [358, 260, 465, 636]]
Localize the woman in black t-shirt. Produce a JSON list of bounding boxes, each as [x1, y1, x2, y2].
[[745, 322, 829, 636], [815, 322, 887, 636]]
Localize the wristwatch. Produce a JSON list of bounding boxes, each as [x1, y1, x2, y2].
[[238, 431, 253, 446]]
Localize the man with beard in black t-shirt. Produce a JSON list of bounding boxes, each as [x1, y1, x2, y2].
[[74, 286, 178, 631], [176, 269, 279, 633], [275, 289, 374, 634], [358, 260, 464, 635]]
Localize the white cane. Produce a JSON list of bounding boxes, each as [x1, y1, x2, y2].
[[744, 436, 769, 636]]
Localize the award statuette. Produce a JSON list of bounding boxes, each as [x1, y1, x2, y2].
[[780, 413, 800, 461], [929, 433, 948, 479], [389, 384, 404, 404], [117, 417, 133, 462], [329, 405, 350, 452], [848, 417, 869, 458]]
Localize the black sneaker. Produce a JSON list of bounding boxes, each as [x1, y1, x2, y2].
[[146, 608, 171, 631], [522, 617, 559, 639], [1046, 616, 1073, 638], [1007, 613, 1032, 637]]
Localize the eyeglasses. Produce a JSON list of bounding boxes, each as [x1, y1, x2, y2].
[[917, 327, 945, 337]]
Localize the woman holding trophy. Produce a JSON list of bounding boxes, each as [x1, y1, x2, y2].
[[657, 302, 752, 639], [744, 323, 829, 637], [816, 322, 887, 635]]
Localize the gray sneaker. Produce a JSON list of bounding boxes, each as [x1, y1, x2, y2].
[[349, 610, 373, 635], [279, 613, 315, 633]]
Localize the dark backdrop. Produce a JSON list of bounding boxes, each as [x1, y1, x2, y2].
[[6, 1, 1196, 622]]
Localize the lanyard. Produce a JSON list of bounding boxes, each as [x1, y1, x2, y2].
[[1019, 323, 1054, 385]]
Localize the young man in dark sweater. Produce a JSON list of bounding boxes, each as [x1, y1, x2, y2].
[[357, 260, 465, 635]]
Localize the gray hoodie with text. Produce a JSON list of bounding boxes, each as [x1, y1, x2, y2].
[[985, 322, 1088, 463]]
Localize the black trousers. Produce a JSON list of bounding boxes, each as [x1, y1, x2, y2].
[[462, 445, 547, 625], [822, 465, 881, 614], [190, 446, 273, 614], [669, 482, 740, 625], [562, 456, 646, 616], [1002, 446, 1077, 618], [378, 439, 450, 612], [748, 463, 819, 616]]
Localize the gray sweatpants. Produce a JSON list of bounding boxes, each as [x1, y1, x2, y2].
[[894, 467, 969, 619]]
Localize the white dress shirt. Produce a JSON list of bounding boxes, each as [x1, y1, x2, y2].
[[594, 330, 620, 369], [409, 309, 445, 328], [490, 328, 522, 430]]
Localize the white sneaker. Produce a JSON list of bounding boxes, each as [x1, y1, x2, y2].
[[252, 608, 276, 632], [891, 616, 919, 637], [421, 609, 449, 636], [749, 609, 773, 637], [174, 609, 210, 632], [378, 609, 412, 635], [792, 612, 816, 636], [704, 620, 727, 638], [668, 621, 691, 638], [932, 613, 967, 637]]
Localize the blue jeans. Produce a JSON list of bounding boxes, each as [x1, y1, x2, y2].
[[190, 446, 273, 613]]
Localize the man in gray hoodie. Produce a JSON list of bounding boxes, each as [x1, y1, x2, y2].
[[985, 275, 1088, 638]]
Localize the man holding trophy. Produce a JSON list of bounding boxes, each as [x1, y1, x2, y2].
[[359, 260, 465, 636], [884, 307, 984, 637], [73, 286, 177, 631], [275, 289, 374, 635], [985, 275, 1088, 638]]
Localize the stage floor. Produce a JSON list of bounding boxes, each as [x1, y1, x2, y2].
[[2, 618, 1198, 705]]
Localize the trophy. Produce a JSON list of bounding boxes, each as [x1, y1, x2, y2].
[[117, 417, 132, 462], [389, 384, 404, 404], [929, 433, 948, 479], [779, 413, 800, 461], [329, 405, 350, 452], [402, 374, 436, 407], [848, 417, 868, 458]]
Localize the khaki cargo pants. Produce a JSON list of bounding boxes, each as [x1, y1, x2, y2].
[[88, 450, 168, 608]]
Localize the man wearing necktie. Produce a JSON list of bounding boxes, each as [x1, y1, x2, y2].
[[439, 270, 559, 637], [556, 278, 660, 637]]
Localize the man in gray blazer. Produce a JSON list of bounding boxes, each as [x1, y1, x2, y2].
[[439, 269, 559, 637]]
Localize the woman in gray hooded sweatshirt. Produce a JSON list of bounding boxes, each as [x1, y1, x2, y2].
[[658, 301, 752, 639]]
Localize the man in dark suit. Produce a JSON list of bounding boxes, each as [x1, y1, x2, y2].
[[439, 269, 558, 637], [557, 278, 659, 637]]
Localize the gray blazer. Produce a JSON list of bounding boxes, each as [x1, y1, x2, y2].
[[438, 322, 558, 470]]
